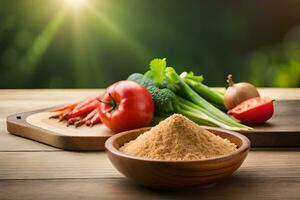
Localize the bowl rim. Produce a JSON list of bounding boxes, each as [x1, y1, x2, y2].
[[105, 126, 251, 163]]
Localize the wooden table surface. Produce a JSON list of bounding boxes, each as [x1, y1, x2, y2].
[[0, 88, 300, 200]]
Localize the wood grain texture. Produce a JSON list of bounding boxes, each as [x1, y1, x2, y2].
[[0, 120, 58, 152], [0, 150, 299, 180], [246, 100, 300, 132], [241, 100, 300, 146], [1, 177, 300, 200], [1, 89, 300, 199], [0, 152, 120, 179]]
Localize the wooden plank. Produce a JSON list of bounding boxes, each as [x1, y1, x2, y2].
[[0, 152, 120, 179], [0, 177, 299, 200], [0, 150, 299, 180], [0, 120, 58, 152]]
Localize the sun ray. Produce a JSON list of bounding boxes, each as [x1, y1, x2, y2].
[[85, 4, 151, 59], [69, 1, 151, 86], [71, 6, 93, 87], [20, 8, 66, 78]]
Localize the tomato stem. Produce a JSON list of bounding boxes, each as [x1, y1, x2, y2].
[[99, 93, 118, 113]]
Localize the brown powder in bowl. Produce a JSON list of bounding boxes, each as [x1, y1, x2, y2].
[[119, 114, 237, 161]]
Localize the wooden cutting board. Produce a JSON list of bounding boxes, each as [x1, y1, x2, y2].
[[6, 108, 116, 151], [240, 100, 300, 147], [6, 100, 300, 150]]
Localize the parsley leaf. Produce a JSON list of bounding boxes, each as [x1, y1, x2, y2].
[[145, 58, 167, 84]]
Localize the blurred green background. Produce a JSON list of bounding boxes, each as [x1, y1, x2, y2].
[[1, 0, 300, 88]]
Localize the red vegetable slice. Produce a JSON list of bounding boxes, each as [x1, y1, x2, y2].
[[228, 97, 274, 123]]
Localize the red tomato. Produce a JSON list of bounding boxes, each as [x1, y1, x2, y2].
[[99, 80, 154, 132], [228, 97, 274, 123]]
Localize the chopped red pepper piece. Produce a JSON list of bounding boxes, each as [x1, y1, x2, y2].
[[228, 97, 274, 123]]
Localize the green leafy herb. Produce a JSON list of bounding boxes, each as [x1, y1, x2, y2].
[[145, 58, 167, 84]]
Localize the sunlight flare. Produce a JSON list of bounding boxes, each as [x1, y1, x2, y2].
[[20, 9, 66, 77], [64, 0, 88, 10]]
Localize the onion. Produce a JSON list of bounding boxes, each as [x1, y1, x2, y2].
[[224, 74, 260, 110]]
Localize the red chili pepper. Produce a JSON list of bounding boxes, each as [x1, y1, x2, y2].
[[49, 112, 62, 119], [74, 108, 98, 127], [70, 100, 100, 118], [228, 97, 274, 123], [72, 94, 102, 113], [67, 117, 81, 126], [83, 108, 98, 121], [49, 107, 73, 120], [48, 102, 78, 112], [48, 93, 103, 127], [86, 112, 101, 127]]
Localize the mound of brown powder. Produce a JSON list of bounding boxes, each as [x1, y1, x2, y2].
[[120, 114, 237, 161]]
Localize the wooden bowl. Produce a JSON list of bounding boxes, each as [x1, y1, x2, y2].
[[105, 126, 250, 188]]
